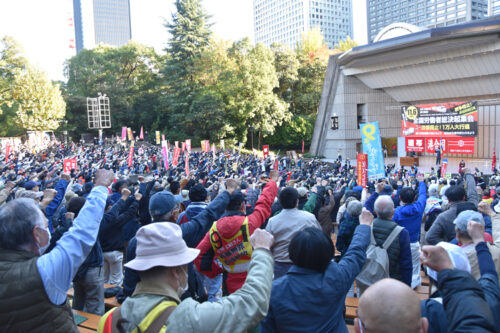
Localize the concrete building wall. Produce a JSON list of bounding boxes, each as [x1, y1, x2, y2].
[[318, 73, 401, 160], [312, 64, 500, 160]]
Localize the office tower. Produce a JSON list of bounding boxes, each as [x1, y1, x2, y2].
[[489, 0, 500, 15], [367, 0, 488, 43], [73, 0, 132, 53], [253, 0, 353, 50]]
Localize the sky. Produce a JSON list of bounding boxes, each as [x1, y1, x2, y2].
[[0, 0, 367, 81]]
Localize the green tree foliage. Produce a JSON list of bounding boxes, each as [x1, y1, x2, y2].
[[291, 28, 333, 116], [64, 42, 163, 136], [226, 40, 290, 145], [0, 36, 65, 136], [336, 36, 358, 52], [161, 0, 212, 139], [12, 66, 66, 131], [60, 2, 345, 151], [266, 114, 314, 149]]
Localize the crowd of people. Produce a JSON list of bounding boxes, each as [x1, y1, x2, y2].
[[0, 138, 499, 332]]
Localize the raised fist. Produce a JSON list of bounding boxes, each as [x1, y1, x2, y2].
[[250, 229, 274, 251], [95, 169, 115, 187]]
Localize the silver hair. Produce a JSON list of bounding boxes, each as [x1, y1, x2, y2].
[[454, 210, 484, 233], [374, 195, 395, 220], [347, 200, 363, 217], [0, 198, 45, 251]]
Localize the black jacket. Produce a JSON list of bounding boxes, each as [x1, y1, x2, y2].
[[438, 269, 496, 332], [98, 197, 139, 252]]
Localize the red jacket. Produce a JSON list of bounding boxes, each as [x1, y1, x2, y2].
[[194, 181, 278, 294]]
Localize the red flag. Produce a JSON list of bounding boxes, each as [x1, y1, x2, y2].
[[63, 159, 77, 173], [175, 141, 179, 149], [139, 126, 144, 140], [263, 145, 269, 158], [302, 140, 304, 154], [186, 139, 191, 152], [172, 148, 181, 167], [273, 158, 279, 171], [182, 142, 186, 152], [127, 141, 135, 167], [493, 149, 497, 172], [357, 153, 368, 188], [161, 141, 169, 170], [287, 172, 292, 182], [441, 159, 448, 178], [5, 142, 10, 163], [185, 152, 190, 175]]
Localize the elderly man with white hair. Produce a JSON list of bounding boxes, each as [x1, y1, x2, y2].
[[368, 195, 412, 288], [453, 205, 500, 279], [0, 169, 115, 333]]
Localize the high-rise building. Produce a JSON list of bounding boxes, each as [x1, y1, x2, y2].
[[489, 0, 500, 15], [253, 0, 353, 50], [73, 0, 132, 53], [367, 0, 488, 43]]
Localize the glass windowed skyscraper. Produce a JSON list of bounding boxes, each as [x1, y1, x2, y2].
[[367, 0, 488, 43], [489, 0, 500, 15], [73, 0, 132, 53], [253, 0, 353, 50]]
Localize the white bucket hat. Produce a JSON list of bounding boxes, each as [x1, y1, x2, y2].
[[125, 222, 200, 271]]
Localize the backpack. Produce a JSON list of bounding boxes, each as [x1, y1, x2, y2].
[[99, 300, 177, 333], [356, 225, 404, 290]]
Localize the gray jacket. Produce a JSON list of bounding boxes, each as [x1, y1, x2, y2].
[[425, 173, 478, 245]]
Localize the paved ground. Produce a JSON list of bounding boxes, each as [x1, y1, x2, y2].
[[324, 156, 496, 175], [384, 156, 495, 174]]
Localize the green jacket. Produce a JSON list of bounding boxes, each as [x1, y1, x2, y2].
[[119, 249, 274, 333]]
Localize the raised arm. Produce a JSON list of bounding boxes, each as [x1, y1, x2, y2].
[[180, 179, 236, 247], [247, 174, 279, 232], [328, 209, 371, 294], [169, 230, 275, 332], [464, 170, 479, 207], [414, 179, 428, 214], [45, 176, 70, 232], [425, 215, 446, 245], [36, 169, 114, 305]]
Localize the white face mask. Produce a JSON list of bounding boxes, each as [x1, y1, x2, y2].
[[37, 225, 51, 256], [176, 266, 189, 298]]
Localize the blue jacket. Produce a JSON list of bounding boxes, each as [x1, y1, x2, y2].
[[45, 178, 70, 233], [476, 242, 500, 329], [121, 191, 230, 298], [260, 225, 370, 333], [176, 202, 207, 224], [393, 182, 427, 243]]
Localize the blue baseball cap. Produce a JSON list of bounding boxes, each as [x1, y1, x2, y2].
[[149, 191, 176, 217], [353, 186, 363, 192], [24, 181, 41, 190]]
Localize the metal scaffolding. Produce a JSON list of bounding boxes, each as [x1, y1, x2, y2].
[[87, 94, 111, 129]]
